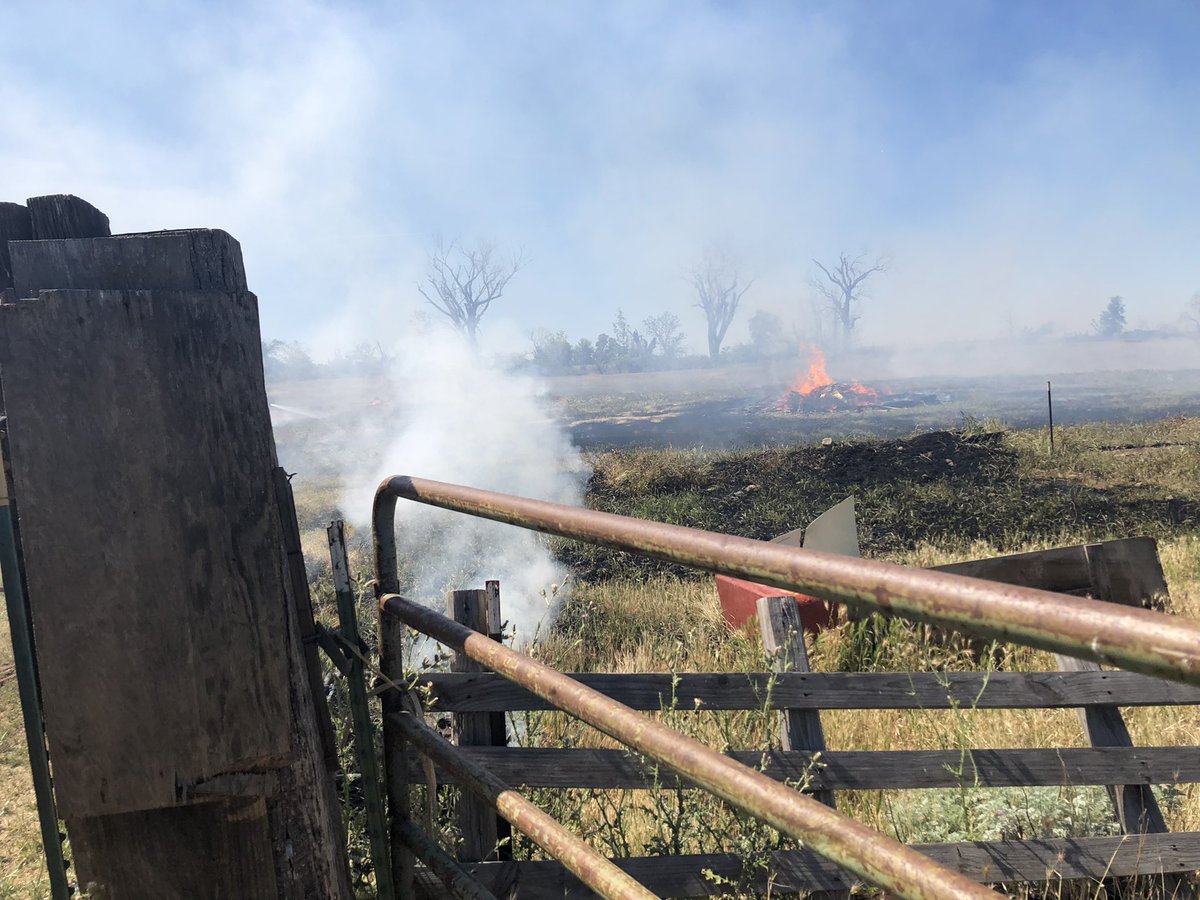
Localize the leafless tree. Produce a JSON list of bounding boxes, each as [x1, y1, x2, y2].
[[643, 311, 685, 359], [418, 238, 523, 348], [810, 252, 889, 346], [690, 248, 753, 361]]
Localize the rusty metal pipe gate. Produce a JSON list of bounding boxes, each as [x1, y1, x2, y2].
[[391, 706, 659, 900], [373, 474, 1200, 900], [375, 475, 1200, 686], [381, 593, 997, 900]]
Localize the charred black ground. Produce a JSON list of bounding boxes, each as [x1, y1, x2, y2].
[[561, 428, 1198, 582]]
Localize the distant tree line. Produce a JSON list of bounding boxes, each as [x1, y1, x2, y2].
[[526, 310, 691, 375], [261, 235, 1200, 384]]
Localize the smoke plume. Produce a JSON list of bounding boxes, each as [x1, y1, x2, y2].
[[339, 329, 586, 642]]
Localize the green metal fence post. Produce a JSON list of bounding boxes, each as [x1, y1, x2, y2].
[[327, 520, 396, 900]]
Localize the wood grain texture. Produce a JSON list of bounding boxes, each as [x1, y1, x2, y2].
[[1058, 655, 1170, 836], [11, 229, 247, 297], [417, 669, 1200, 712], [0, 289, 290, 818], [416, 832, 1200, 897], [929, 543, 1091, 592], [378, 611, 418, 897], [758, 595, 834, 808], [267, 490, 356, 900], [69, 798, 278, 900], [409, 745, 1200, 791], [929, 538, 1167, 607], [273, 467, 339, 774], [484, 579, 514, 860], [1086, 538, 1170, 609], [449, 588, 501, 862], [26, 193, 111, 240], [0, 201, 32, 291]]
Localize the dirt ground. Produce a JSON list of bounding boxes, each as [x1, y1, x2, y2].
[[554, 367, 1200, 450], [270, 359, 1200, 458]]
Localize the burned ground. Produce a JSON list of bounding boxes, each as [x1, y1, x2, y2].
[[560, 428, 1199, 582]]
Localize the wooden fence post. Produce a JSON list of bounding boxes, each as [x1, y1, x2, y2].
[[0, 201, 351, 898], [378, 602, 417, 898], [758, 597, 854, 898], [1054, 540, 1183, 897], [757, 596, 834, 808], [484, 580, 514, 860], [448, 587, 502, 861]]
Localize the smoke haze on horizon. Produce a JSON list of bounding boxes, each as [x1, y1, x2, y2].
[[3, 1, 1199, 363]]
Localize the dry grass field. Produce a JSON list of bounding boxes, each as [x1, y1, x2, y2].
[[2, 414, 1198, 897]]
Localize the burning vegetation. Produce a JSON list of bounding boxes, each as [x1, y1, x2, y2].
[[776, 346, 940, 412]]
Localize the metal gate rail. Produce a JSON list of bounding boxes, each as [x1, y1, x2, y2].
[[374, 475, 1200, 686], [380, 592, 998, 900], [372, 474, 1200, 900]]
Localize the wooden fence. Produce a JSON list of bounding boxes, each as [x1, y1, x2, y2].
[[355, 476, 1200, 900], [405, 602, 1200, 895]]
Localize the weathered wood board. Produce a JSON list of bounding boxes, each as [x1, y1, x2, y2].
[[26, 193, 111, 240], [419, 669, 1200, 712], [448, 588, 501, 861], [0, 201, 33, 291], [932, 537, 1167, 608], [425, 832, 1200, 897], [0, 288, 291, 818], [417, 745, 1200, 791], [68, 798, 278, 900], [10, 229, 247, 298], [758, 595, 835, 808]]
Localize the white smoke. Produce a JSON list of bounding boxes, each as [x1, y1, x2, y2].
[[340, 328, 586, 642]]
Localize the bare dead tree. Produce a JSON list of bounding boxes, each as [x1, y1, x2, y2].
[[690, 248, 753, 361], [418, 238, 523, 348], [810, 252, 889, 347]]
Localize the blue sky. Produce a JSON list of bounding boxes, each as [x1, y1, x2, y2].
[[3, 0, 1198, 356]]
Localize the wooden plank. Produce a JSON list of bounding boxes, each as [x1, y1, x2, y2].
[[484, 580, 513, 860], [1057, 656, 1170, 836], [273, 468, 339, 774], [378, 608, 417, 897], [930, 543, 1091, 593], [417, 670, 1200, 712], [758, 595, 834, 808], [1056, 540, 1176, 872], [418, 832, 1200, 897], [409, 745, 1200, 791], [26, 193, 111, 240], [928, 538, 1168, 607], [449, 588, 501, 862], [0, 201, 33, 291], [10, 228, 247, 297], [268, 506, 357, 900], [0, 288, 291, 817], [69, 798, 278, 900], [1086, 538, 1170, 609]]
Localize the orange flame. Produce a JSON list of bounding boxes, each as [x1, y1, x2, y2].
[[787, 345, 833, 396], [777, 346, 880, 410], [843, 380, 878, 399]]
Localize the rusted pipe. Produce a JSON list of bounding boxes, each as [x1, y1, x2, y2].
[[374, 475, 1200, 686], [382, 593, 999, 900], [394, 817, 499, 900], [390, 708, 660, 900]]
